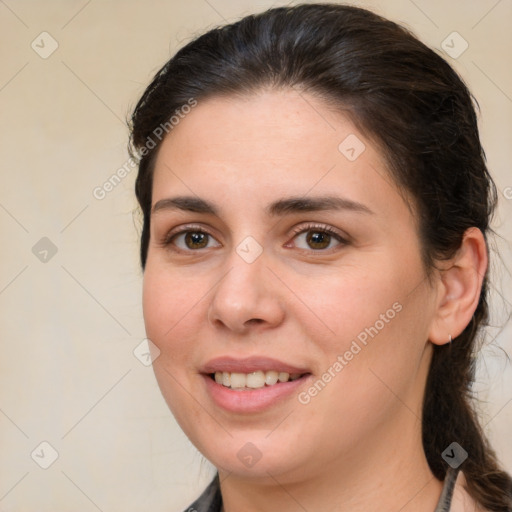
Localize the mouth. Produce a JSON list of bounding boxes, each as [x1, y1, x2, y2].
[[200, 356, 313, 413], [208, 370, 310, 390]]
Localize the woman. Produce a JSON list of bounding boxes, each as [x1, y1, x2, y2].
[[129, 4, 512, 511]]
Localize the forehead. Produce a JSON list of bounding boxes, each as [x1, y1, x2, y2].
[[151, 89, 413, 224], [159, 90, 352, 160], [154, 90, 373, 178]]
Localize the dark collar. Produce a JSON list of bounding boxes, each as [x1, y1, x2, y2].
[[185, 473, 222, 512], [184, 467, 460, 512]]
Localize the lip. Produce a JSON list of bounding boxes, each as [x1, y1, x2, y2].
[[200, 356, 312, 413], [202, 373, 312, 413], [201, 356, 310, 374]]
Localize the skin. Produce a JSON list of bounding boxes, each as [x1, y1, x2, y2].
[[142, 89, 487, 512]]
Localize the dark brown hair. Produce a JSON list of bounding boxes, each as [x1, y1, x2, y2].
[[129, 4, 512, 510]]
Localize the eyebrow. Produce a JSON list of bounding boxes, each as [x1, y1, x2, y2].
[[152, 195, 374, 217]]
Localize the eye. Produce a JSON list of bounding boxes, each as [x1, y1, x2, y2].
[[161, 223, 347, 253], [163, 226, 221, 251], [288, 223, 348, 251]]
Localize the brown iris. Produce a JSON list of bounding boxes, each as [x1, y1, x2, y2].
[[306, 231, 331, 250], [185, 232, 209, 249]]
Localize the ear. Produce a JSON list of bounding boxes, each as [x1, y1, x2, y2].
[[428, 227, 488, 346]]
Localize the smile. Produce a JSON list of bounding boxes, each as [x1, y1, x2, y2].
[[200, 356, 312, 412], [212, 370, 305, 390]]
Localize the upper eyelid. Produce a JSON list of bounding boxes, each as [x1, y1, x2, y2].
[[165, 222, 342, 237], [164, 223, 216, 241], [289, 223, 346, 238]]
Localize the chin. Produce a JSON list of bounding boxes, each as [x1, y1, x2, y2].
[[187, 430, 314, 482]]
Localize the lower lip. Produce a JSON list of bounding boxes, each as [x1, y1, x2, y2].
[[202, 374, 311, 413]]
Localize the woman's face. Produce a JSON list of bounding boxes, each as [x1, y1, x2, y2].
[[143, 89, 439, 481]]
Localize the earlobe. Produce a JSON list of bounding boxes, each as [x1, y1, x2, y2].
[[428, 227, 488, 346]]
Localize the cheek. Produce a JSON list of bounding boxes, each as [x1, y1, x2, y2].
[[298, 260, 407, 346], [142, 263, 208, 428], [304, 264, 432, 416], [142, 269, 170, 346], [301, 252, 431, 393], [142, 262, 199, 360]]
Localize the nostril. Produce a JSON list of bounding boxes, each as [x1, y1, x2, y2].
[[246, 318, 263, 325]]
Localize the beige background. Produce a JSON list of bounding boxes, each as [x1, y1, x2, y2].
[[0, 0, 511, 510]]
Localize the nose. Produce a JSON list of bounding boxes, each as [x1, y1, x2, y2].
[[207, 249, 286, 334]]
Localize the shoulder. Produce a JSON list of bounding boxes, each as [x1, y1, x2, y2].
[[449, 471, 490, 512]]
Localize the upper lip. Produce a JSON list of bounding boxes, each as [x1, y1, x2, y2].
[[201, 356, 310, 375]]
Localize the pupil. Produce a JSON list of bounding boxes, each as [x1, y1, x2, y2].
[[186, 232, 208, 249]]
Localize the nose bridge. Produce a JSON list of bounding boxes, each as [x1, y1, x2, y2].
[[208, 241, 284, 332]]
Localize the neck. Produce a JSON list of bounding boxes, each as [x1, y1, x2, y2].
[[219, 415, 444, 512]]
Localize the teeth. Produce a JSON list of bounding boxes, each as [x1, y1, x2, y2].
[[278, 372, 289, 382], [230, 373, 246, 389], [213, 370, 304, 389], [265, 371, 278, 386], [246, 371, 265, 388]]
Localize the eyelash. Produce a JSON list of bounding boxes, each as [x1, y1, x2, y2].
[[161, 223, 348, 253]]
